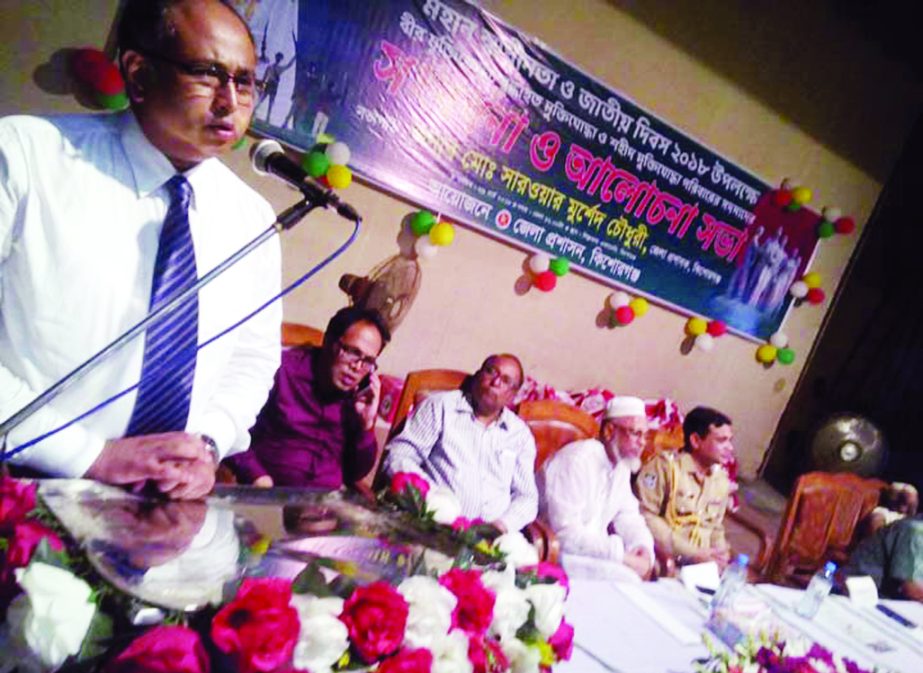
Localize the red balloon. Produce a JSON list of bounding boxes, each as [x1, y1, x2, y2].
[[95, 64, 125, 95], [773, 190, 793, 207], [706, 320, 727, 337], [533, 270, 557, 292], [834, 216, 856, 235], [614, 305, 635, 325], [70, 48, 110, 85], [806, 287, 826, 304]]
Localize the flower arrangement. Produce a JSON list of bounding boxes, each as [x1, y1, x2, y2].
[[694, 631, 877, 673], [0, 473, 573, 673]]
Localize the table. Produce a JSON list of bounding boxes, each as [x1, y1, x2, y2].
[[557, 578, 923, 673]]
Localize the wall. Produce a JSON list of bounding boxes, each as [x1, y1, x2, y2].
[[1, 1, 920, 477]]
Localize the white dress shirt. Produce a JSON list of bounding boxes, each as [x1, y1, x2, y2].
[[539, 438, 654, 563], [0, 111, 281, 477], [384, 389, 538, 531]]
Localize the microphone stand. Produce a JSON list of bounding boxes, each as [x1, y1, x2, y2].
[[0, 197, 322, 443]]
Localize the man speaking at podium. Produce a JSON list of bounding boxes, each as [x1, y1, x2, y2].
[[0, 0, 281, 499]]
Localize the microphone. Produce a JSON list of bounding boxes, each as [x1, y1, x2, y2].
[[250, 139, 360, 222]]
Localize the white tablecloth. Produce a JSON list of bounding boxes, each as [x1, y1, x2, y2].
[[557, 579, 923, 673]]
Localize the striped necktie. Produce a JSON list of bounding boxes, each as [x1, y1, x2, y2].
[[126, 175, 198, 436]]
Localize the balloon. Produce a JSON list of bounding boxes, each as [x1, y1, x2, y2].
[[325, 141, 351, 165], [802, 271, 822, 289], [414, 236, 438, 259], [685, 317, 707, 337], [231, 135, 248, 150], [821, 206, 842, 222], [614, 305, 635, 325], [706, 320, 727, 337], [607, 291, 630, 310], [96, 91, 128, 110], [326, 164, 352, 190], [835, 216, 856, 235], [817, 221, 835, 238], [528, 252, 551, 274], [533, 270, 557, 292], [791, 186, 812, 205], [549, 257, 570, 276], [302, 151, 329, 178], [777, 347, 796, 365], [773, 190, 793, 207], [769, 331, 789, 348], [429, 221, 455, 246], [410, 210, 437, 237], [806, 287, 826, 305], [756, 344, 778, 364], [789, 281, 809, 299], [695, 333, 715, 352], [628, 296, 649, 317]]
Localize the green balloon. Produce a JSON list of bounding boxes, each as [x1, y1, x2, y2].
[[96, 91, 128, 111], [410, 210, 437, 236], [549, 257, 570, 276], [231, 135, 248, 150], [785, 201, 802, 212], [817, 221, 835, 238], [302, 151, 330, 178], [777, 347, 796, 365]]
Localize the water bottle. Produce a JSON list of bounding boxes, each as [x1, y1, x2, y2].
[[710, 553, 750, 613], [795, 561, 837, 619]]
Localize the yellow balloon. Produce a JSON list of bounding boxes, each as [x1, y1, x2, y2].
[[326, 164, 352, 190], [791, 186, 812, 205], [429, 221, 455, 246], [802, 271, 822, 289], [686, 317, 707, 336], [629, 297, 649, 317], [756, 344, 778, 364]]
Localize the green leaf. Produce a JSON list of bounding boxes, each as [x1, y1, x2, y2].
[[78, 609, 113, 660], [292, 560, 334, 597]]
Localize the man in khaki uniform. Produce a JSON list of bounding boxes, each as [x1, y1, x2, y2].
[[635, 407, 734, 570]]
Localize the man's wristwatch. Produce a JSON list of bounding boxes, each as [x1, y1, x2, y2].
[[200, 434, 220, 464]]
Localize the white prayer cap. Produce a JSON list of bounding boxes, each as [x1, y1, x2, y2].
[[605, 396, 646, 420]]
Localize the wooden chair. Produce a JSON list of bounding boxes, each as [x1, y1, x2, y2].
[[517, 399, 600, 564], [281, 321, 324, 348], [759, 471, 887, 586]]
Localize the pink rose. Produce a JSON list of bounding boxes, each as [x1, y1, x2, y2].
[[104, 626, 209, 673], [548, 619, 574, 661], [5, 520, 64, 568], [376, 647, 433, 673], [340, 581, 409, 663], [467, 635, 508, 673], [450, 517, 486, 532], [390, 472, 430, 499], [211, 578, 300, 673], [438, 569, 495, 636], [518, 562, 570, 595], [0, 476, 36, 531]]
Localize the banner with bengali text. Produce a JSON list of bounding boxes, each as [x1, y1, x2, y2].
[[238, 0, 819, 340]]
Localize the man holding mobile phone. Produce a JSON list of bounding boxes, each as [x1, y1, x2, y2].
[[223, 307, 390, 489]]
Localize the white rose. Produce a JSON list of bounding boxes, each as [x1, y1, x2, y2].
[[426, 486, 462, 525], [398, 576, 457, 649], [523, 583, 566, 637], [291, 595, 349, 673], [494, 532, 539, 568], [430, 629, 474, 673], [6, 563, 96, 671], [483, 574, 530, 642], [502, 637, 542, 673]]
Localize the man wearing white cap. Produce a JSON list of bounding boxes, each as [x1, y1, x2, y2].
[[538, 395, 654, 579]]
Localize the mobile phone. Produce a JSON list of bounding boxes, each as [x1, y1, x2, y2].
[[355, 373, 372, 394]]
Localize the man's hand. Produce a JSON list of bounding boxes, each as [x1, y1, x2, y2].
[[352, 372, 381, 432], [706, 547, 732, 572], [253, 475, 274, 488], [85, 432, 216, 500], [624, 546, 653, 580]]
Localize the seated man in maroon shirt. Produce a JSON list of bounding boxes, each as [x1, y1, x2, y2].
[[223, 307, 390, 488]]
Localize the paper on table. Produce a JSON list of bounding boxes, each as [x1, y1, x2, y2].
[[679, 561, 721, 593], [617, 583, 701, 645], [846, 576, 879, 608]]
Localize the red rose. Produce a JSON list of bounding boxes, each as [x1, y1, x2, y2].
[[548, 619, 574, 661], [340, 581, 408, 663], [390, 472, 430, 499], [439, 569, 495, 636], [376, 647, 433, 673], [211, 578, 300, 673], [518, 562, 570, 595], [104, 625, 209, 673], [5, 520, 64, 568], [0, 476, 36, 531], [467, 635, 508, 673]]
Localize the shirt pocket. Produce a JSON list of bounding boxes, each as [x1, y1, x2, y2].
[[489, 446, 518, 480]]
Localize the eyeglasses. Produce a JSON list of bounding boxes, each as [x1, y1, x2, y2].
[[139, 49, 260, 103], [335, 341, 378, 372], [480, 364, 518, 390]]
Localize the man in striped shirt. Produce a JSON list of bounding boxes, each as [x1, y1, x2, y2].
[[383, 354, 538, 532]]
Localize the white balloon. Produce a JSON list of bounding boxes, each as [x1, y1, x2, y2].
[[770, 331, 789, 348], [528, 253, 551, 274], [695, 333, 715, 352], [325, 141, 351, 166], [789, 281, 809, 299], [414, 236, 438, 260], [607, 291, 631, 310], [821, 206, 841, 222]]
